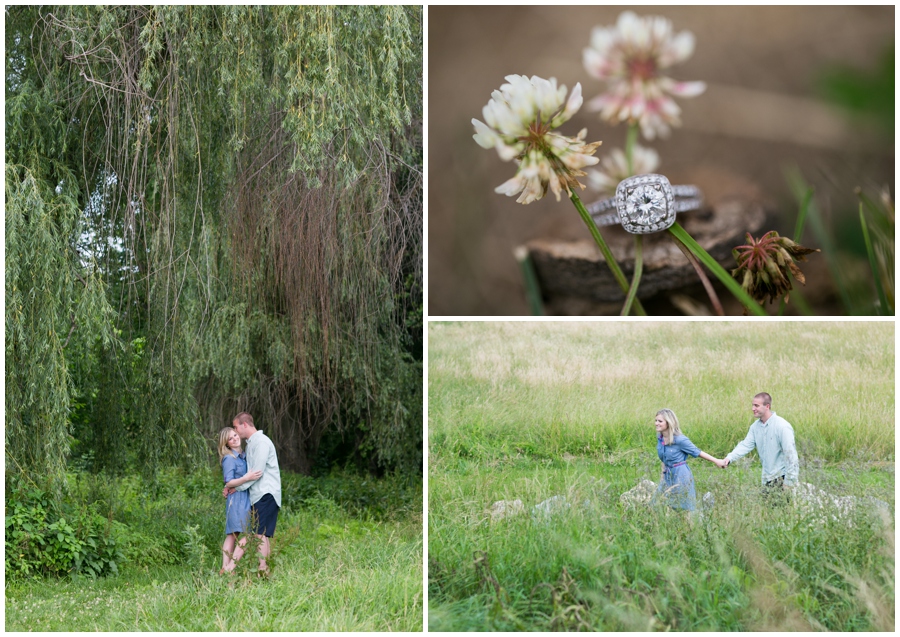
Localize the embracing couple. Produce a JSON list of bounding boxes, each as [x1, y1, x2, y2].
[[216, 412, 282, 576], [655, 392, 800, 512]]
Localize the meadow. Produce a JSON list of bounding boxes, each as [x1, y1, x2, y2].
[[428, 321, 894, 631], [6, 469, 422, 631]]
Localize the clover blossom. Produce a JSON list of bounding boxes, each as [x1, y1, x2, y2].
[[732, 231, 820, 305], [588, 144, 660, 195], [583, 11, 706, 139], [472, 74, 602, 204]]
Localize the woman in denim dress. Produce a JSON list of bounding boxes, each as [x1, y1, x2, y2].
[[217, 427, 261, 574], [654, 409, 725, 511]]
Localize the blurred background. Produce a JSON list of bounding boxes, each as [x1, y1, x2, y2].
[[428, 5, 894, 315]]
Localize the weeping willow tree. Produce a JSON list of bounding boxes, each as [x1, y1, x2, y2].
[[6, 6, 422, 482]]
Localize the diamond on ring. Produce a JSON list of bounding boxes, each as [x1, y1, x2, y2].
[[586, 174, 703, 235], [617, 174, 676, 234]]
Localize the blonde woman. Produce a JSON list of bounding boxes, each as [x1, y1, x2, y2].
[[217, 427, 262, 574], [654, 409, 725, 511]]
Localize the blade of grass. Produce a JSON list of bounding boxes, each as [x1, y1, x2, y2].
[[667, 223, 767, 316], [858, 203, 890, 315], [671, 236, 724, 315], [793, 186, 815, 243]]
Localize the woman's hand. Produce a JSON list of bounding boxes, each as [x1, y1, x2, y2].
[[245, 469, 262, 482]]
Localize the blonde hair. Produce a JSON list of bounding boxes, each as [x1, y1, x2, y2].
[[217, 427, 240, 461], [656, 408, 683, 446]]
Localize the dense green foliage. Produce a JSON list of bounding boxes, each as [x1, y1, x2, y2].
[[6, 468, 422, 630], [6, 6, 423, 483], [6, 477, 123, 579], [5, 466, 419, 578]]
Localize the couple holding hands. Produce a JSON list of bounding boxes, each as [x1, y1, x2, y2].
[[655, 392, 800, 512]]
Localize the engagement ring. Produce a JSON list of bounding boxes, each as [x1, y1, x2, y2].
[[586, 174, 704, 235]]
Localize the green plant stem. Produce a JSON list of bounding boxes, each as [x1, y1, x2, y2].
[[671, 236, 724, 315], [570, 191, 646, 316], [624, 123, 639, 176], [667, 223, 767, 316], [620, 236, 643, 316], [781, 187, 815, 314]]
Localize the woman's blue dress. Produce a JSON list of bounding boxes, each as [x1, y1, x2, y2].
[[222, 452, 251, 535], [656, 434, 701, 511]]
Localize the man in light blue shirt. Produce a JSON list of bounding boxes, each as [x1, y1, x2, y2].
[[723, 392, 799, 495], [224, 412, 282, 575]]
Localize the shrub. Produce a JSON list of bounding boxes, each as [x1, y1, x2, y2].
[[5, 477, 122, 578], [281, 470, 422, 520]]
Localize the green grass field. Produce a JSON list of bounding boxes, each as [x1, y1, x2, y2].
[[428, 321, 894, 631], [6, 471, 422, 631]]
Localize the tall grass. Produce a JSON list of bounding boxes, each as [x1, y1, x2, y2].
[[429, 322, 894, 463], [429, 321, 894, 631]]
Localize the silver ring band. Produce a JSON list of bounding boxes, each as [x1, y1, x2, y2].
[[586, 174, 704, 234]]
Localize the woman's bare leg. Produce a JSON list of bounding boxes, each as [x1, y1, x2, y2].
[[226, 535, 248, 572], [221, 533, 236, 571]]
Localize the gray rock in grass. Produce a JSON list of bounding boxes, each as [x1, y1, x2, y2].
[[531, 494, 571, 519], [489, 499, 524, 522], [619, 479, 657, 508]]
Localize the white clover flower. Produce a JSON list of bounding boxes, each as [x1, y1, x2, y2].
[[583, 11, 706, 139], [588, 144, 660, 195], [472, 74, 602, 204]]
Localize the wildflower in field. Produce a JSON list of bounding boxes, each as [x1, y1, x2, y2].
[[588, 144, 659, 195], [731, 231, 820, 305], [582, 11, 706, 139], [472, 74, 602, 204]]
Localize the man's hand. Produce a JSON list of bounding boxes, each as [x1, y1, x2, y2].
[[722, 457, 730, 468], [223, 486, 236, 498]]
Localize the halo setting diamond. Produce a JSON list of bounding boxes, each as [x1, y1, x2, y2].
[[586, 174, 703, 234], [615, 174, 676, 234]]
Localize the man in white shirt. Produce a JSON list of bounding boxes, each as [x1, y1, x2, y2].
[[224, 412, 282, 575], [723, 392, 799, 499]]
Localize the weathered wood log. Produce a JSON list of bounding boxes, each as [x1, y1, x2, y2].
[[521, 170, 770, 307]]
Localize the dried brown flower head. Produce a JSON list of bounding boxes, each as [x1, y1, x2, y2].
[[732, 231, 820, 305]]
